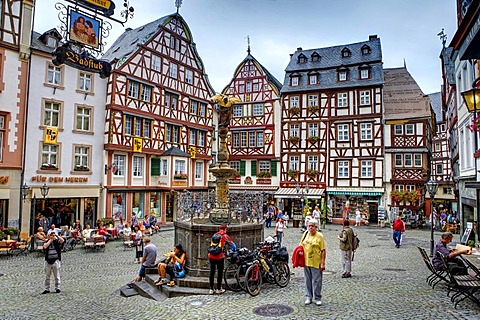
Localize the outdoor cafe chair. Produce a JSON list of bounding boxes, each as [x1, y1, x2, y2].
[[15, 235, 33, 256], [0, 240, 12, 258], [84, 237, 95, 253], [94, 236, 106, 252], [122, 234, 133, 251], [417, 246, 449, 288]]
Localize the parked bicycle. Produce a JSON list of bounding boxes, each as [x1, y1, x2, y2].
[[224, 247, 255, 292]]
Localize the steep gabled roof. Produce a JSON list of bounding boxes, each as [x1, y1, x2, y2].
[[383, 67, 431, 120], [161, 146, 190, 157], [31, 29, 62, 54], [428, 92, 443, 122]]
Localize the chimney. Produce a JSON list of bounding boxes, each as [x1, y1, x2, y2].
[[125, 27, 133, 32], [289, 54, 293, 58], [369, 35, 377, 41], [296, 47, 302, 51]]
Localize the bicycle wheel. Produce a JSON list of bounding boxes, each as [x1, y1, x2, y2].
[[273, 261, 290, 287], [245, 262, 263, 296], [236, 263, 249, 292], [224, 263, 242, 292]]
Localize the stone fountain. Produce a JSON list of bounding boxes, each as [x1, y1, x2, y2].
[[174, 95, 264, 277]]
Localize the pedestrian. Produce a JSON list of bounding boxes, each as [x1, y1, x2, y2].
[[283, 212, 289, 228], [355, 208, 361, 226], [133, 225, 143, 263], [275, 216, 285, 246], [392, 215, 405, 248], [208, 223, 233, 295], [300, 219, 326, 306], [265, 207, 273, 228], [337, 219, 354, 278], [303, 211, 314, 231], [42, 232, 65, 294], [134, 237, 157, 282], [313, 206, 321, 220]]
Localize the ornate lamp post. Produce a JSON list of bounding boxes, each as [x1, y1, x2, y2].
[[296, 182, 309, 228], [426, 179, 438, 257]]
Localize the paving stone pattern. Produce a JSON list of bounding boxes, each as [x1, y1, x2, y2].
[[1, 225, 480, 319]]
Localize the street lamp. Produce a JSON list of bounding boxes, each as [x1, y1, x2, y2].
[[296, 182, 309, 228], [40, 183, 50, 198], [426, 179, 438, 257], [20, 183, 30, 201]]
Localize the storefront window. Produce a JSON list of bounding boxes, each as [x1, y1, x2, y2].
[[133, 192, 145, 219], [44, 198, 78, 227], [166, 193, 174, 222], [112, 193, 126, 221], [84, 198, 96, 227], [150, 192, 161, 220], [0, 199, 7, 227]]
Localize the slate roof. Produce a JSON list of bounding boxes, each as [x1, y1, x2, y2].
[[440, 47, 456, 86], [281, 37, 383, 93], [161, 146, 190, 157], [31, 29, 61, 54], [383, 67, 431, 120], [428, 92, 443, 122]]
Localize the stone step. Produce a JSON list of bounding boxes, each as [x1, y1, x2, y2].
[[159, 285, 211, 298], [144, 274, 211, 297], [130, 280, 168, 301], [177, 276, 210, 289], [119, 284, 139, 297]]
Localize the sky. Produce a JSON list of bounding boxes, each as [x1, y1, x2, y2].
[[34, 0, 457, 95]]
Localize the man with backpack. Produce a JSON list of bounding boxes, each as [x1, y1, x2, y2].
[[337, 219, 354, 278], [207, 224, 233, 294]]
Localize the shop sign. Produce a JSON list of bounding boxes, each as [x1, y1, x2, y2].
[[78, 0, 115, 16], [172, 180, 187, 187], [0, 176, 9, 184], [133, 137, 142, 152], [44, 126, 58, 144], [189, 146, 196, 159], [52, 46, 111, 78], [31, 175, 89, 183], [256, 178, 271, 185]]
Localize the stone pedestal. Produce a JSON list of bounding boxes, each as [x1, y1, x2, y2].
[[174, 221, 264, 277]]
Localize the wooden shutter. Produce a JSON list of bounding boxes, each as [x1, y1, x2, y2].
[[240, 160, 246, 176], [151, 158, 160, 176], [251, 160, 257, 176], [271, 160, 277, 176]]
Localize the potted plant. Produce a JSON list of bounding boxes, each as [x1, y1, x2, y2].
[[468, 117, 480, 133], [288, 136, 300, 144], [287, 169, 299, 178], [405, 190, 421, 204], [289, 106, 301, 115], [75, 164, 89, 171], [308, 105, 319, 113], [173, 173, 188, 179], [390, 190, 405, 204], [306, 136, 320, 143], [307, 169, 319, 178], [0, 230, 4, 240], [41, 163, 58, 169], [257, 171, 272, 178]]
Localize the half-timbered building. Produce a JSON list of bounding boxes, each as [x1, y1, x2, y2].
[[384, 67, 434, 222], [221, 46, 282, 202], [102, 13, 214, 224], [278, 36, 384, 225], [0, 0, 34, 231], [430, 92, 456, 211]]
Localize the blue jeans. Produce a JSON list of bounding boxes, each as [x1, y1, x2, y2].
[[393, 230, 402, 247], [276, 231, 283, 246], [304, 266, 323, 301]]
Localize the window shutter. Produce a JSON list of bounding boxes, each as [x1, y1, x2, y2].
[[240, 161, 246, 176], [151, 158, 160, 176], [271, 160, 277, 176], [251, 161, 257, 176]]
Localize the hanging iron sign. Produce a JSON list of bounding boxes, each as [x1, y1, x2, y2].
[[69, 10, 102, 49], [52, 46, 112, 78], [77, 0, 115, 16]]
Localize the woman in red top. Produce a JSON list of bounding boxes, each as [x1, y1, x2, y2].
[[392, 215, 405, 248], [208, 224, 233, 295]]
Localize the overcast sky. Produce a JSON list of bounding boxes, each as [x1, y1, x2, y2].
[[35, 0, 457, 94]]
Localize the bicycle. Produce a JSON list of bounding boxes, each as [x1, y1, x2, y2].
[[224, 248, 255, 292]]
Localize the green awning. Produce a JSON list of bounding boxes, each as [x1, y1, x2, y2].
[[327, 191, 383, 196]]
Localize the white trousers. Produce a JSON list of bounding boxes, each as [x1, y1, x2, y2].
[[44, 260, 61, 291]]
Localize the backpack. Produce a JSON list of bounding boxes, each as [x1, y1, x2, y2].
[[352, 232, 360, 261], [208, 233, 223, 255]]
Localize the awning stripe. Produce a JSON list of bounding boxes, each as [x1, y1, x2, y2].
[[274, 187, 324, 199], [327, 191, 383, 196]]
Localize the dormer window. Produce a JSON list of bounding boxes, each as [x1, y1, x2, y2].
[[311, 52, 321, 62], [309, 75, 318, 85], [338, 69, 348, 82], [298, 54, 307, 64], [341, 48, 351, 58], [361, 45, 371, 55], [359, 65, 371, 79], [291, 76, 299, 86], [46, 36, 58, 48]]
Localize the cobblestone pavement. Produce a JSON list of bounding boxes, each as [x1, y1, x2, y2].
[[2, 224, 480, 320]]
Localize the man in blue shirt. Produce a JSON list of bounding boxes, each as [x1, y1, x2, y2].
[[432, 232, 469, 275]]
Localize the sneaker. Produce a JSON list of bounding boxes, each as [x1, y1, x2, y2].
[[41, 290, 50, 294], [167, 281, 175, 287], [214, 288, 225, 294], [209, 289, 214, 295], [154, 278, 162, 285], [316, 300, 322, 306], [55, 289, 61, 293], [304, 298, 312, 305]]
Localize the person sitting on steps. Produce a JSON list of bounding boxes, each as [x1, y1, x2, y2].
[[155, 244, 186, 287]]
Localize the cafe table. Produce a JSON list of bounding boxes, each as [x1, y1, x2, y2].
[[6, 239, 17, 250]]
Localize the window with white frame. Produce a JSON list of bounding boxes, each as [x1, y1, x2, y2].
[[0, 115, 4, 161], [74, 145, 90, 170], [309, 75, 317, 85], [78, 72, 92, 92], [230, 161, 240, 173], [361, 160, 373, 177], [233, 105, 243, 117], [246, 82, 252, 92], [252, 104, 264, 116], [161, 159, 168, 176], [359, 91, 370, 105], [404, 154, 412, 166], [198, 131, 205, 147], [47, 64, 62, 85], [165, 124, 180, 143], [405, 185, 415, 192], [135, 118, 141, 136], [233, 132, 239, 148], [395, 154, 402, 166], [75, 105, 91, 131], [436, 163, 443, 174], [44, 101, 60, 127], [394, 124, 403, 135], [289, 156, 299, 171], [338, 161, 349, 177], [414, 154, 422, 167], [195, 161, 203, 179], [338, 71, 347, 81], [308, 95, 318, 107], [170, 63, 178, 79], [337, 93, 347, 107], [124, 116, 132, 135], [249, 131, 256, 147], [241, 132, 247, 147], [290, 124, 299, 137], [133, 156, 144, 177], [141, 84, 152, 102], [128, 80, 139, 99], [360, 69, 369, 79], [394, 185, 405, 191], [360, 123, 372, 140], [291, 77, 299, 86], [259, 160, 270, 172], [152, 54, 162, 72], [308, 155, 318, 170], [165, 93, 178, 110], [190, 129, 197, 145], [308, 123, 318, 136], [238, 84, 244, 93], [186, 69, 193, 84], [190, 100, 198, 115], [405, 124, 414, 135], [253, 83, 259, 92], [199, 103, 206, 117], [174, 159, 186, 174], [41, 144, 58, 169], [290, 96, 299, 108], [434, 143, 441, 152], [338, 124, 349, 141], [113, 154, 125, 176], [169, 36, 176, 49], [256, 131, 264, 147]]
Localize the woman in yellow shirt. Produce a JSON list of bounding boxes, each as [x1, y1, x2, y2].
[[300, 219, 326, 306]]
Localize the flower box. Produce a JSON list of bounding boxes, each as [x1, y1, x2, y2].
[[308, 105, 319, 113], [288, 136, 300, 144], [75, 165, 89, 171], [289, 107, 301, 115], [307, 169, 319, 178], [257, 171, 272, 178], [174, 173, 188, 179], [287, 169, 299, 178], [41, 163, 58, 169], [307, 136, 320, 143]]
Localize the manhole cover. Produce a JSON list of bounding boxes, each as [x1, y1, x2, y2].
[[190, 300, 203, 306], [377, 237, 391, 241], [383, 268, 406, 272], [253, 304, 294, 317]]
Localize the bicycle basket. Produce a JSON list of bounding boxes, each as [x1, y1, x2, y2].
[[274, 246, 289, 262]]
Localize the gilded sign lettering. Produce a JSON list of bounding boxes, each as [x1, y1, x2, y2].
[[0, 176, 9, 184], [53, 46, 111, 78]]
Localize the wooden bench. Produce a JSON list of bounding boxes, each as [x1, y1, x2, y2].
[[0, 241, 12, 257]]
